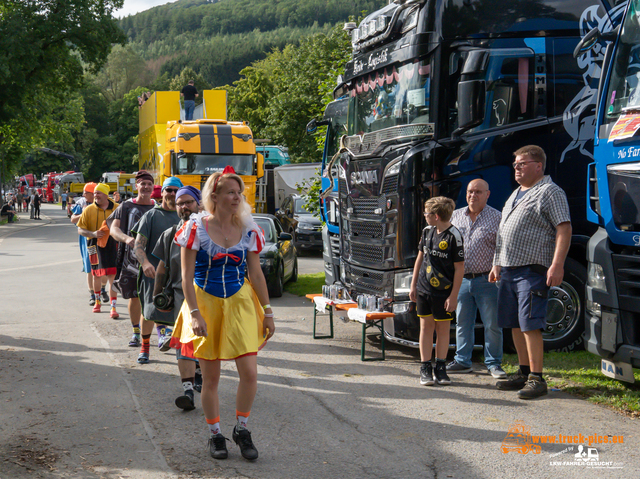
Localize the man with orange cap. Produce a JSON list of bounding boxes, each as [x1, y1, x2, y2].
[[77, 183, 120, 316], [71, 182, 106, 305]]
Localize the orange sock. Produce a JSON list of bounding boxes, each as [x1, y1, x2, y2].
[[206, 416, 221, 435], [236, 410, 250, 428]]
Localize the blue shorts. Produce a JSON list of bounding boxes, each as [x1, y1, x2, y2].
[[497, 266, 549, 332], [79, 236, 91, 273]]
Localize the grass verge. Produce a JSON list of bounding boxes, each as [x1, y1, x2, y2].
[[503, 351, 640, 417], [284, 272, 325, 297]]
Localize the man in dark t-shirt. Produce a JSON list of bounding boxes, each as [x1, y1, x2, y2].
[[181, 80, 199, 120]]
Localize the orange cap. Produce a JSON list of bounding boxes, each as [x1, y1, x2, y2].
[[84, 182, 97, 193]]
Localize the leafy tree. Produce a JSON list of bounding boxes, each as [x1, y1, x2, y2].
[[169, 67, 212, 104], [93, 44, 153, 102]]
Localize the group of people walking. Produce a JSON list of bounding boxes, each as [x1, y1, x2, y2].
[[72, 168, 275, 461], [411, 145, 571, 400]]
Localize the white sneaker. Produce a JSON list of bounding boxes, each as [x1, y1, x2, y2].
[[489, 366, 508, 379]]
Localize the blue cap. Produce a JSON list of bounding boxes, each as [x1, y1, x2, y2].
[[162, 177, 183, 190]]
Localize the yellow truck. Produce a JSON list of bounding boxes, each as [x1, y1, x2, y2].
[[138, 90, 264, 208]]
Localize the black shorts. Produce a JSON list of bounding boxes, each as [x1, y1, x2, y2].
[[416, 292, 455, 321]]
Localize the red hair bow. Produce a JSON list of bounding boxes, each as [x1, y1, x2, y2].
[[213, 165, 237, 192]]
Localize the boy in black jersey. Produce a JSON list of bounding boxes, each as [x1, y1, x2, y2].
[[410, 197, 464, 385]]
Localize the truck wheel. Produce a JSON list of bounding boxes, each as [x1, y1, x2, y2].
[[270, 264, 284, 298], [542, 257, 586, 352]]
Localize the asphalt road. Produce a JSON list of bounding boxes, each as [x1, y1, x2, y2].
[[0, 204, 638, 478]]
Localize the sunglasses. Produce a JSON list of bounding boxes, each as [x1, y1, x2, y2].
[[164, 188, 179, 193]]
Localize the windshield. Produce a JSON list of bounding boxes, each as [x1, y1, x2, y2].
[[347, 60, 431, 136], [602, 1, 640, 134], [294, 198, 310, 214], [253, 218, 274, 243], [175, 154, 254, 176]]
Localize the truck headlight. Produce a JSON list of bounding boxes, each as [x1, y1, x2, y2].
[[384, 161, 401, 177], [587, 263, 607, 292], [298, 223, 314, 231], [393, 302, 410, 314], [260, 258, 273, 267], [394, 271, 413, 296]]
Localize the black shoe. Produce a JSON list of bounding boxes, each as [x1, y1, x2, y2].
[[175, 389, 195, 410], [419, 363, 434, 386], [434, 362, 451, 385], [101, 290, 109, 304], [517, 374, 548, 400], [496, 371, 528, 391], [232, 425, 259, 461], [446, 360, 472, 373], [208, 433, 229, 460], [89, 296, 96, 306], [193, 368, 202, 393]]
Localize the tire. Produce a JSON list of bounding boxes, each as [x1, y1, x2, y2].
[[542, 257, 586, 352], [270, 264, 284, 298], [290, 257, 299, 283]]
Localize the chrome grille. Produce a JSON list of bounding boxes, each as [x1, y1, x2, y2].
[[339, 179, 347, 197], [347, 196, 384, 215], [612, 254, 640, 310], [349, 242, 383, 263], [382, 175, 398, 195], [349, 222, 384, 239], [329, 233, 340, 256], [344, 123, 434, 158], [346, 264, 384, 295]]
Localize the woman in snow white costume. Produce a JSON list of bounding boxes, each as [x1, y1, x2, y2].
[[171, 166, 275, 461]]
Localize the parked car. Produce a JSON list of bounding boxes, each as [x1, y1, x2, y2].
[[275, 195, 322, 251], [252, 213, 298, 297]]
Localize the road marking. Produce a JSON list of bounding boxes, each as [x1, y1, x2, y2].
[[0, 259, 78, 273]]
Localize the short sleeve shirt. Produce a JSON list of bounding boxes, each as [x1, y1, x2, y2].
[[181, 84, 198, 101], [451, 205, 501, 274], [131, 206, 180, 268], [417, 225, 464, 296], [494, 176, 571, 268]]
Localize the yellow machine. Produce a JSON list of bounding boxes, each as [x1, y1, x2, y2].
[[138, 90, 264, 208]]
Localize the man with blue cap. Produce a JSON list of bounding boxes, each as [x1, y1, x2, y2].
[[152, 185, 203, 410], [131, 176, 184, 363]]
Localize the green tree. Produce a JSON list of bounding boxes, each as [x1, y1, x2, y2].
[[169, 67, 212, 105], [93, 44, 152, 102]]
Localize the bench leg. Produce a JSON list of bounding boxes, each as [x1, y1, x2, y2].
[[361, 319, 385, 361], [313, 306, 334, 339]]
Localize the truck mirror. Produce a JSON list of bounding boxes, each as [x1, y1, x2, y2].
[[574, 27, 600, 58], [453, 80, 485, 137], [306, 119, 317, 134], [256, 153, 264, 179]]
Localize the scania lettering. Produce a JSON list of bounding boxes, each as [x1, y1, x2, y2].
[[334, 0, 623, 351]]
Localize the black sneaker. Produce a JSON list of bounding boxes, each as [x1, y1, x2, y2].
[[420, 363, 434, 386], [175, 389, 195, 411], [496, 371, 528, 391], [517, 374, 548, 400], [434, 362, 451, 385], [232, 425, 259, 461], [446, 360, 472, 373], [101, 290, 109, 304], [89, 295, 96, 306], [208, 433, 229, 460]]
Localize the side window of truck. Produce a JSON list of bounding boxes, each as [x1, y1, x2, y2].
[[486, 54, 535, 128]]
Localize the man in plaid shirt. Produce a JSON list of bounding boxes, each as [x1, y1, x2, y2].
[[489, 145, 571, 400]]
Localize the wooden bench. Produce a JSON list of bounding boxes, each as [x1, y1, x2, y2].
[[306, 293, 392, 361]]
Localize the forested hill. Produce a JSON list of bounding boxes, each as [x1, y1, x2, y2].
[[120, 0, 387, 87]]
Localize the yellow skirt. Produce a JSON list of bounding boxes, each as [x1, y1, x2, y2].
[[170, 281, 266, 361]]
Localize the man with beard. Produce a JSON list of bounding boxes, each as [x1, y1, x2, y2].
[[152, 186, 202, 410], [77, 183, 119, 315], [131, 177, 183, 364], [107, 171, 157, 344]]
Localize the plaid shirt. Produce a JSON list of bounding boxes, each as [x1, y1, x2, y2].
[[451, 205, 501, 274], [494, 176, 570, 268]]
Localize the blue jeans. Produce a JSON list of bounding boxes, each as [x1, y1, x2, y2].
[[454, 275, 503, 368], [184, 100, 195, 120]]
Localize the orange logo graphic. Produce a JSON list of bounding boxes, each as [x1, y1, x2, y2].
[[501, 421, 541, 455]]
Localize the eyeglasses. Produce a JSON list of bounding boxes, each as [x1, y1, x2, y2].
[[164, 188, 179, 193], [176, 199, 196, 208], [512, 161, 539, 170]]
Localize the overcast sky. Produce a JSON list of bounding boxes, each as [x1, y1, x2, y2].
[[115, 0, 177, 18]]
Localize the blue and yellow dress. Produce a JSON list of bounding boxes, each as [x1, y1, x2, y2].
[[170, 212, 267, 360]]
